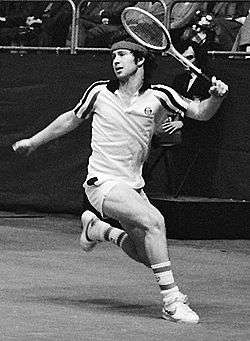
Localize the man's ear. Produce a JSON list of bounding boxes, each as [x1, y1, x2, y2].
[[137, 56, 145, 67]]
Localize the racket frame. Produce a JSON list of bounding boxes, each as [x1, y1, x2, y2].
[[121, 7, 211, 82], [121, 7, 170, 51]]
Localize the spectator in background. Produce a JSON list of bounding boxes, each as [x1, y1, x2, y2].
[[172, 42, 212, 146], [0, 2, 47, 47], [172, 42, 210, 101], [135, 1, 170, 23], [204, 1, 237, 18], [170, 41, 222, 199], [71, 1, 137, 47], [0, 1, 74, 48], [202, 1, 250, 50], [143, 107, 184, 195], [232, 10, 250, 52], [135, 1, 204, 48], [39, 2, 72, 47], [203, 1, 249, 19], [169, 41, 216, 195], [144, 42, 211, 192], [0, 2, 36, 46], [171, 2, 249, 52]]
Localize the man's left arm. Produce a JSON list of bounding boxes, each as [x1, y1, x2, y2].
[[186, 76, 229, 121]]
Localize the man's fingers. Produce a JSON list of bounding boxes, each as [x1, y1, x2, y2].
[[211, 76, 217, 84], [12, 141, 31, 155], [210, 76, 229, 97], [12, 142, 20, 152]]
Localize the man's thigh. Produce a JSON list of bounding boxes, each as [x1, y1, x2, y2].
[[103, 182, 164, 230]]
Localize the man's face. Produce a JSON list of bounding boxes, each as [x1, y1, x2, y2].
[[112, 49, 140, 80]]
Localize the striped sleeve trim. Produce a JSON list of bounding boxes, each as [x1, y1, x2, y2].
[[154, 96, 178, 115], [74, 80, 109, 119], [152, 84, 190, 113]]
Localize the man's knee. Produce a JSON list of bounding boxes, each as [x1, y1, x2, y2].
[[140, 211, 166, 236]]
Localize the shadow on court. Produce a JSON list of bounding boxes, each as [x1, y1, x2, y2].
[[0, 212, 249, 341]]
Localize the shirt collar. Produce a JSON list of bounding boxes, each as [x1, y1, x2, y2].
[[107, 79, 151, 94]]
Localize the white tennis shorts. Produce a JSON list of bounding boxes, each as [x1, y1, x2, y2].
[[84, 179, 149, 217]]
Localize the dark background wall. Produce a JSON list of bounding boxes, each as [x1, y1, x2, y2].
[[0, 52, 249, 214]]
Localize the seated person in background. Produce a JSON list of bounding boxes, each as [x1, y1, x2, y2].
[[0, 2, 47, 47], [136, 1, 203, 29], [39, 1, 72, 47], [143, 108, 184, 194], [177, 2, 250, 52], [202, 1, 250, 50], [135, 1, 170, 23], [0, 2, 33, 46], [152, 110, 183, 148], [232, 10, 250, 53], [73, 1, 137, 47], [0, 1, 73, 48], [172, 42, 210, 101], [135, 1, 204, 48], [172, 41, 213, 148]]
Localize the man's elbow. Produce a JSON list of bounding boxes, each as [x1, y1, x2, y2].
[[186, 102, 207, 121], [66, 110, 82, 126], [198, 113, 212, 121], [196, 100, 220, 121]]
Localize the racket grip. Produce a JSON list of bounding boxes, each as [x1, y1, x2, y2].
[[200, 72, 211, 83]]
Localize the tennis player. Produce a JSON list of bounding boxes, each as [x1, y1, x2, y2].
[[13, 35, 228, 323]]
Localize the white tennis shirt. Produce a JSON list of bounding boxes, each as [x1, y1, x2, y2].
[[74, 80, 190, 189]]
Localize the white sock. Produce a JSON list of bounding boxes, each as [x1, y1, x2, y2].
[[88, 220, 127, 247], [104, 225, 127, 247], [151, 261, 179, 303]]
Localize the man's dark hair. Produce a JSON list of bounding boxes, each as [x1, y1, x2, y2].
[[132, 50, 158, 82]]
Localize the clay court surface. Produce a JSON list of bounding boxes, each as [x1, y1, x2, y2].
[[0, 212, 249, 341]]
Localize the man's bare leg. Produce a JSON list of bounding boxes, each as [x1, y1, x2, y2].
[[81, 182, 199, 323]]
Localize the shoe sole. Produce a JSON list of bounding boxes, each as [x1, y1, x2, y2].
[[162, 313, 199, 324], [162, 308, 199, 324], [80, 211, 98, 252]]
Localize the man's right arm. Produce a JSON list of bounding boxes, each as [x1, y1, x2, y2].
[[12, 110, 83, 155]]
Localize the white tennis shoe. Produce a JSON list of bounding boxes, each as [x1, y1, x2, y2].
[[162, 293, 199, 324], [80, 210, 100, 252]]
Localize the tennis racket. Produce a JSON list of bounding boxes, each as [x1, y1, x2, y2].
[[121, 7, 211, 83]]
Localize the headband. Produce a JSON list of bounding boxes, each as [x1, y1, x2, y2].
[[110, 41, 148, 55]]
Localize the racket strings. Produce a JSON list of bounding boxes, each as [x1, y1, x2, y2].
[[122, 7, 209, 82], [123, 10, 165, 48]]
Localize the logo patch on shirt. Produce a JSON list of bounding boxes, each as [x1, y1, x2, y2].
[[144, 107, 153, 117]]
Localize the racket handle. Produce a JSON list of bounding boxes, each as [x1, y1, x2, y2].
[[199, 71, 211, 83], [170, 48, 212, 83]]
